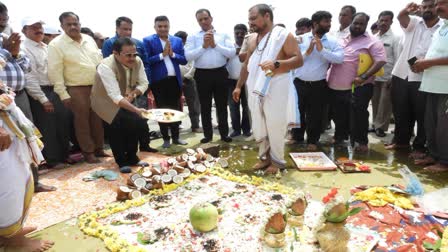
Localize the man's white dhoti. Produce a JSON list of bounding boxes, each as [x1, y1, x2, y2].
[[246, 26, 300, 168]]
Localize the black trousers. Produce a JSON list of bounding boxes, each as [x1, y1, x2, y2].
[[194, 67, 229, 139], [292, 78, 328, 144], [227, 79, 250, 134], [29, 87, 70, 166], [151, 77, 181, 141], [330, 83, 373, 145], [425, 93, 448, 164], [182, 78, 201, 129], [133, 91, 151, 148], [107, 109, 140, 167], [391, 76, 426, 150]]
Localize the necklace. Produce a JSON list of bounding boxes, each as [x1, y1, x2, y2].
[[255, 31, 272, 55]]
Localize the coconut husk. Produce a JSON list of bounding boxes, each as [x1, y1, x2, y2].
[[290, 198, 307, 216], [264, 212, 286, 234], [327, 203, 347, 217], [316, 222, 350, 252]]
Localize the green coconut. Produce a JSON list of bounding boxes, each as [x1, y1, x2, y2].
[[189, 202, 219, 232]]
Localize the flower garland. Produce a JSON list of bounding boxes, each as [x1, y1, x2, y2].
[[78, 167, 295, 252], [441, 226, 448, 252]]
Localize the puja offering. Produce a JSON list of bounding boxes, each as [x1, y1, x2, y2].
[[336, 157, 371, 173], [289, 152, 337, 171], [141, 108, 186, 123]]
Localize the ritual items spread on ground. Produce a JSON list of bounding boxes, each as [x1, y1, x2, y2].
[[289, 152, 337, 171], [78, 149, 447, 252], [336, 157, 371, 173]]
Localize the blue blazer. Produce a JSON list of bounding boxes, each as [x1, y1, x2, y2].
[[143, 34, 187, 87]]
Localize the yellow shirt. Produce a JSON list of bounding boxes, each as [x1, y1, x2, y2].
[[47, 33, 102, 100]]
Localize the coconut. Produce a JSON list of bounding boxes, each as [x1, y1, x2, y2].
[[188, 155, 197, 163], [189, 203, 219, 232], [217, 158, 229, 168], [129, 190, 142, 199], [194, 164, 207, 173], [150, 166, 162, 176], [187, 161, 195, 169], [186, 148, 196, 156], [173, 165, 185, 173], [180, 169, 191, 178], [264, 211, 287, 234], [172, 175, 184, 184], [133, 177, 147, 189], [167, 158, 177, 166], [167, 169, 178, 177], [290, 198, 307, 216], [161, 174, 172, 184], [182, 154, 189, 161], [116, 186, 132, 201], [206, 154, 214, 162], [142, 171, 152, 178]]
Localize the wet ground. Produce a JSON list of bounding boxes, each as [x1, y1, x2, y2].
[[9, 107, 448, 252]]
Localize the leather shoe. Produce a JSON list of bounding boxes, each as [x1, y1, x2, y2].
[[173, 139, 188, 145], [243, 131, 252, 137], [375, 129, 386, 137], [162, 140, 171, 148], [119, 166, 132, 173], [140, 145, 158, 153], [200, 137, 212, 143], [221, 136, 232, 142], [229, 131, 241, 138]]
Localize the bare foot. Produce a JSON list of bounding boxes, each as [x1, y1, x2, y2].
[[385, 144, 410, 150], [95, 150, 111, 158], [83, 153, 101, 164], [354, 145, 369, 152], [252, 160, 271, 170], [35, 183, 57, 193], [409, 151, 426, 160], [306, 144, 318, 151], [5, 236, 54, 252], [424, 163, 448, 172], [264, 165, 279, 175], [414, 156, 436, 165]]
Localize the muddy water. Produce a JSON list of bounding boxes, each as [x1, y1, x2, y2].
[[218, 141, 448, 199]]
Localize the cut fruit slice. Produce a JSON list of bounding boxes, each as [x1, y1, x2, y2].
[[161, 174, 172, 183], [167, 169, 178, 177], [172, 175, 184, 184], [195, 164, 207, 173], [134, 177, 147, 188], [180, 169, 191, 178], [129, 190, 142, 199]]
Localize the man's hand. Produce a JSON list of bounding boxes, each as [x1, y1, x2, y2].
[[202, 34, 211, 48], [62, 98, 72, 110], [42, 101, 55, 113], [305, 40, 315, 56], [258, 60, 275, 72], [208, 31, 216, 48], [162, 41, 170, 57], [405, 2, 419, 14], [232, 87, 241, 103], [353, 77, 365, 86], [3, 33, 21, 57], [135, 108, 148, 118], [385, 79, 393, 88], [315, 36, 323, 52], [0, 127, 12, 151], [411, 59, 432, 73], [126, 89, 142, 103]]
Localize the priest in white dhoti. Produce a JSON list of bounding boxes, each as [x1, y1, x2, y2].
[[233, 4, 303, 174], [0, 83, 54, 251]]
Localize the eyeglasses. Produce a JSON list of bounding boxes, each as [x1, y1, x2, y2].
[[121, 53, 138, 58]]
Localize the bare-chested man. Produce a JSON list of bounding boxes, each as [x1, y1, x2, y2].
[[233, 3, 303, 174]]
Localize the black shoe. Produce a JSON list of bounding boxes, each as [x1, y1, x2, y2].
[[140, 146, 158, 153], [368, 127, 376, 133], [119, 166, 132, 173], [221, 136, 232, 142], [200, 137, 212, 143], [375, 129, 386, 137], [243, 131, 252, 137], [229, 131, 241, 138]]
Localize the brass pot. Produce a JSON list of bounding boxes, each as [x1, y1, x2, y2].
[[263, 230, 286, 248]]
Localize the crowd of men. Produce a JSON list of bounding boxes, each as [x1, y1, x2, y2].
[[1, 0, 448, 250]]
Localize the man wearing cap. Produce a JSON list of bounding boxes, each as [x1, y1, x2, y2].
[[48, 12, 106, 163], [22, 17, 70, 170], [43, 25, 61, 45]]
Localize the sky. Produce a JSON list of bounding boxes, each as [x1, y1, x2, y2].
[[6, 0, 410, 40]]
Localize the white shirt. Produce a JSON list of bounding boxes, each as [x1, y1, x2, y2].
[[330, 26, 350, 44], [97, 62, 148, 104], [374, 29, 401, 81], [392, 16, 443, 82], [21, 38, 51, 104], [158, 38, 176, 76], [185, 30, 235, 69], [226, 43, 241, 80]]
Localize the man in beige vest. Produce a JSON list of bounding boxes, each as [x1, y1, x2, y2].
[[92, 37, 149, 173]]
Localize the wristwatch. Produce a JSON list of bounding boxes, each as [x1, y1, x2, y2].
[[360, 73, 368, 80], [274, 61, 280, 69]]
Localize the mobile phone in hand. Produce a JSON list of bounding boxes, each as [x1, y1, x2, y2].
[[408, 56, 417, 66]]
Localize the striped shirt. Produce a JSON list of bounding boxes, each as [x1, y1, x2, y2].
[[0, 49, 31, 91]]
